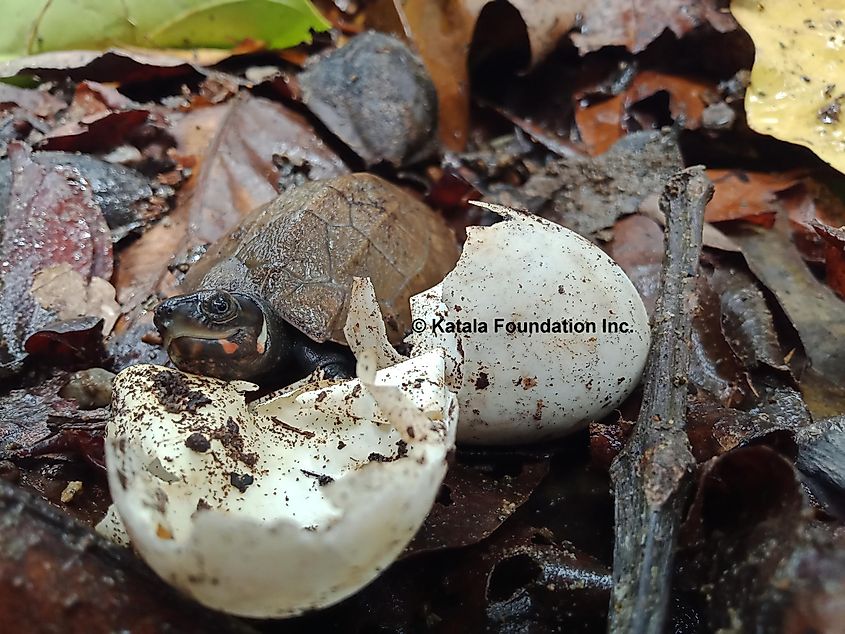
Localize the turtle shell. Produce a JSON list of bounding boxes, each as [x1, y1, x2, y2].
[[183, 173, 460, 345]]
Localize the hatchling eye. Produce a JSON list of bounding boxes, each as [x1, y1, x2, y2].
[[202, 291, 238, 322]]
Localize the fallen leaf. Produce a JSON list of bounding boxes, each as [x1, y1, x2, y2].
[[704, 169, 803, 225], [0, 49, 203, 83], [32, 265, 120, 335], [796, 414, 845, 519], [0, 151, 164, 242], [0, 142, 112, 376], [732, 0, 845, 174], [689, 274, 751, 406], [679, 446, 845, 632], [570, 0, 737, 55], [812, 221, 845, 300], [0, 0, 329, 59], [0, 84, 66, 118], [488, 129, 683, 239], [39, 81, 150, 153], [724, 212, 845, 385], [783, 179, 845, 264], [406, 454, 549, 555], [709, 265, 787, 371], [576, 71, 717, 155]]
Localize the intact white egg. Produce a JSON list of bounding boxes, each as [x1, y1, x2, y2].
[[409, 202, 650, 444]]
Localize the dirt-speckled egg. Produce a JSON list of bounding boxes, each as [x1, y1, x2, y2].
[[408, 202, 650, 444]]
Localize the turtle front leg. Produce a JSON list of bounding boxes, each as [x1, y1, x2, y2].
[[292, 332, 356, 380]]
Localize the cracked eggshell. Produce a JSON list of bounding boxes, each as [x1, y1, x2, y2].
[[99, 353, 456, 618], [409, 202, 650, 444]]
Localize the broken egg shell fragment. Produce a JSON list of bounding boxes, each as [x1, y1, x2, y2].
[[99, 353, 456, 618], [409, 201, 650, 444]]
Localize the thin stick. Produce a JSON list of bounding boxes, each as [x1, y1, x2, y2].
[[608, 167, 713, 633]]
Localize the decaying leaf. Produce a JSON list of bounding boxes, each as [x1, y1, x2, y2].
[[576, 71, 718, 155], [704, 169, 803, 225], [726, 212, 845, 385], [813, 221, 845, 300], [0, 142, 112, 376], [488, 130, 683, 239], [732, 0, 845, 174], [407, 455, 549, 554], [31, 265, 120, 336], [679, 446, 845, 632]]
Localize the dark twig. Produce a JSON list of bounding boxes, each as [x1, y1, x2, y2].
[[607, 167, 713, 633]]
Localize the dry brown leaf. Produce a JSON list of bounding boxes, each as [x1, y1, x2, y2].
[[813, 222, 845, 301], [31, 265, 120, 336], [704, 169, 804, 226], [0, 142, 112, 375], [575, 71, 717, 155]]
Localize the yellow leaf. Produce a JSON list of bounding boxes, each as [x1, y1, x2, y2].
[[732, 0, 845, 173]]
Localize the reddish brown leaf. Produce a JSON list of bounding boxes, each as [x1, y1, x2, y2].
[[406, 456, 549, 555], [813, 222, 845, 300], [784, 180, 845, 265], [0, 143, 112, 375], [576, 71, 717, 155], [0, 49, 202, 85], [704, 169, 803, 225], [40, 82, 150, 153]]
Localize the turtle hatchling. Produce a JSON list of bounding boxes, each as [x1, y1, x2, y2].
[[154, 174, 460, 382]]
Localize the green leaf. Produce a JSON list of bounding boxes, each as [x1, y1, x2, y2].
[[0, 0, 329, 58]]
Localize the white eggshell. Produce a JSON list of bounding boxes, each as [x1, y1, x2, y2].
[[409, 202, 650, 444], [98, 351, 456, 618]]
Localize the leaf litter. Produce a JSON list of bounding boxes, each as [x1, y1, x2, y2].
[[0, 0, 844, 631]]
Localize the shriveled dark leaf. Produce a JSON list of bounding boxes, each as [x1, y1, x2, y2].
[[0, 151, 162, 241], [39, 80, 150, 153], [0, 49, 203, 85], [709, 264, 788, 371], [487, 129, 683, 239], [406, 453, 549, 555], [686, 389, 803, 462], [813, 221, 845, 300], [300, 32, 438, 167], [679, 446, 845, 633], [726, 212, 845, 386], [688, 274, 750, 406], [0, 143, 112, 376], [0, 481, 257, 633], [796, 415, 845, 519], [24, 316, 107, 368]]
